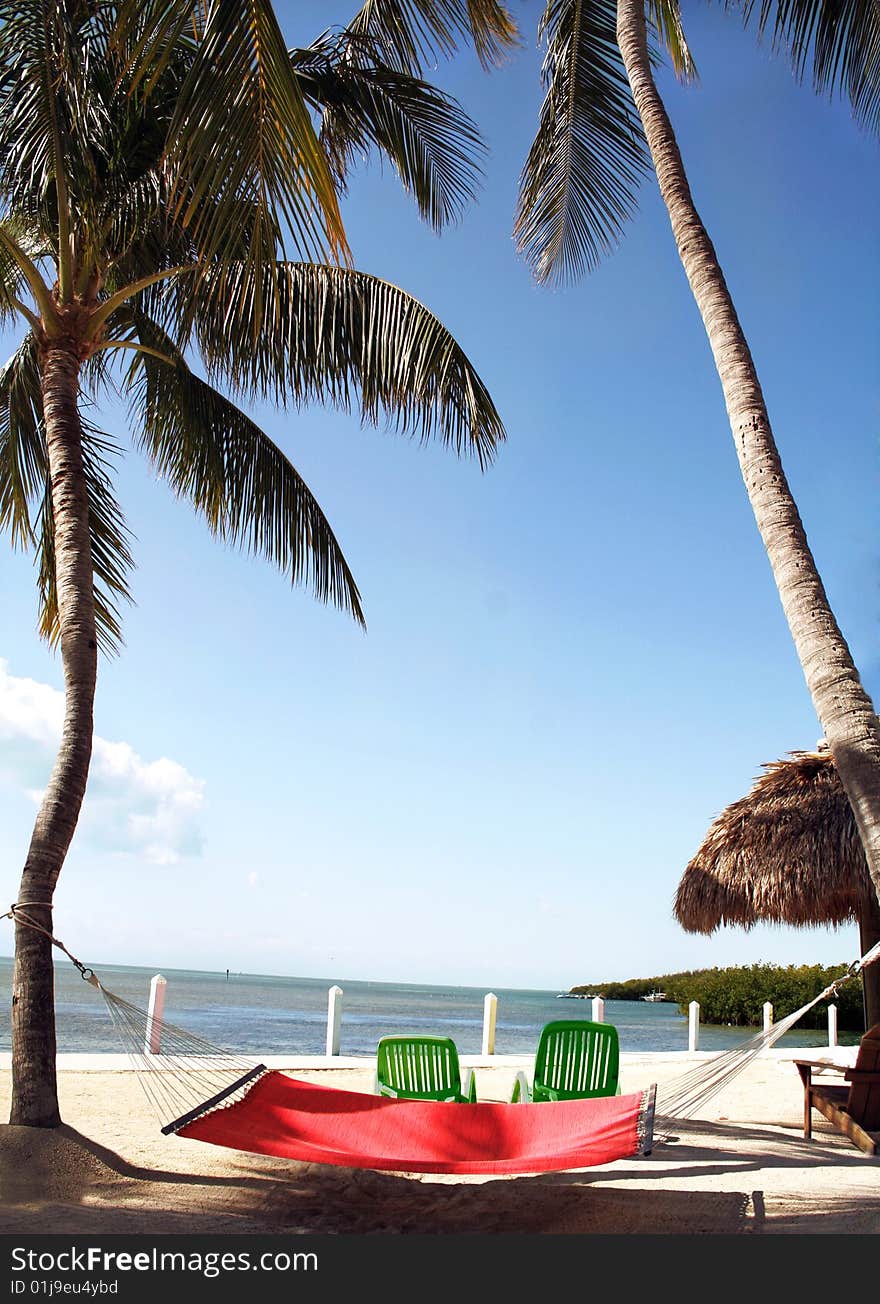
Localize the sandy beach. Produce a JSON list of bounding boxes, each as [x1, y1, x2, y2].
[[1, 1051, 878, 1236]]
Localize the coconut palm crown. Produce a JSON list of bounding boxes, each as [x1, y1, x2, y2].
[[0, 0, 517, 1127]]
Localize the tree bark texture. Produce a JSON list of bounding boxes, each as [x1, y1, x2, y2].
[[10, 342, 97, 1127], [615, 0, 880, 921]]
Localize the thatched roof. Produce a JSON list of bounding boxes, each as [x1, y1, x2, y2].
[[675, 749, 876, 933]]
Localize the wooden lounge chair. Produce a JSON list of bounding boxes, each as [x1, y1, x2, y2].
[[794, 1022, 880, 1155]]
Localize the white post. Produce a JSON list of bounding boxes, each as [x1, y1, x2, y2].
[[326, 985, 343, 1056], [145, 974, 166, 1056], [828, 1003, 838, 1048], [688, 1001, 700, 1052], [591, 996, 604, 1024], [763, 1001, 773, 1035], [482, 993, 497, 1056]]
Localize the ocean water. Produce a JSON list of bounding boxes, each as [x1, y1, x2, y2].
[[0, 957, 851, 1056]]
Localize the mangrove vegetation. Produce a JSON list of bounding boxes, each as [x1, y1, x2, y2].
[[571, 963, 865, 1030]]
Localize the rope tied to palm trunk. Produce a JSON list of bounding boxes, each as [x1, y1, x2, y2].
[[4, 902, 96, 984]]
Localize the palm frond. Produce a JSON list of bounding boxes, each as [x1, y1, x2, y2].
[[37, 423, 135, 656], [0, 221, 40, 326], [123, 0, 348, 279], [98, 172, 167, 272], [514, 0, 650, 285], [0, 3, 66, 214], [648, 0, 698, 81], [128, 314, 365, 625], [83, 337, 125, 402], [0, 0, 113, 283], [734, 0, 880, 133], [113, 0, 203, 97], [179, 262, 504, 468], [0, 219, 56, 323], [0, 335, 44, 548], [294, 31, 484, 230], [346, 0, 519, 74]]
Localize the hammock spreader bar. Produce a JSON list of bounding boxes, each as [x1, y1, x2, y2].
[[176, 1072, 657, 1175], [161, 1065, 268, 1135]]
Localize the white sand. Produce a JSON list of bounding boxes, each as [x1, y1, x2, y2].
[[0, 1052, 878, 1235]]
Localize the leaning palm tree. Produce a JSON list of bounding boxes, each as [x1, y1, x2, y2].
[[0, 0, 516, 1128], [514, 0, 880, 936]]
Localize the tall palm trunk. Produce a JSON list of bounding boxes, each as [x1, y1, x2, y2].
[[615, 0, 880, 1017], [10, 340, 97, 1127]]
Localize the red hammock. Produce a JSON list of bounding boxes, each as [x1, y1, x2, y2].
[[177, 1072, 655, 1175]]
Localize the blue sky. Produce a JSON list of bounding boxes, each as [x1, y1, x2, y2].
[[1, 3, 878, 990]]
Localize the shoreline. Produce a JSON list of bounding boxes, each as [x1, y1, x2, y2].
[[0, 1045, 858, 1071]]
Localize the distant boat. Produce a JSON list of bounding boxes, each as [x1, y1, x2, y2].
[[556, 992, 596, 999], [641, 990, 667, 1003]]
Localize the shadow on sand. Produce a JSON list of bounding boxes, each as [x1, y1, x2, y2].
[[0, 1118, 876, 1235]]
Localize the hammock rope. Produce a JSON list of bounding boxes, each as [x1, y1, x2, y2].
[[3, 903, 261, 1130], [657, 936, 880, 1123], [94, 981, 267, 1131], [5, 906, 880, 1147]]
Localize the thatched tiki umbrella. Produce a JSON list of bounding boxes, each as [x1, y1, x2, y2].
[[675, 746, 880, 1027]]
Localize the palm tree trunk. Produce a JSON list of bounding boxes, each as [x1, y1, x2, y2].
[[615, 0, 880, 923], [10, 341, 97, 1128], [858, 893, 880, 1028]]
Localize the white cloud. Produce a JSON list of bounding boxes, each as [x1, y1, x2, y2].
[[247, 871, 259, 888], [0, 660, 205, 864]]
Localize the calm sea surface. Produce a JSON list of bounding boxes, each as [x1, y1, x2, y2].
[[0, 957, 852, 1056]]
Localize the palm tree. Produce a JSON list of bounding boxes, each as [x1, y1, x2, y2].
[[0, 0, 516, 1128], [513, 1, 880, 957]]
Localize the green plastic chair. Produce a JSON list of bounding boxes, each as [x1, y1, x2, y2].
[[374, 1035, 477, 1102], [511, 1019, 620, 1102]]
